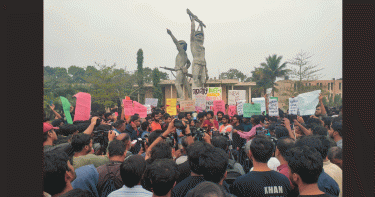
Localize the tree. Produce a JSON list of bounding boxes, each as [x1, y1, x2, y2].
[[68, 65, 86, 83], [259, 54, 290, 96], [152, 68, 164, 106], [247, 67, 271, 97], [334, 94, 342, 108], [220, 69, 247, 82], [288, 50, 324, 91], [136, 49, 145, 103]]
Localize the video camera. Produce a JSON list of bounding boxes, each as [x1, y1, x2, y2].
[[256, 127, 268, 136], [190, 127, 208, 141]]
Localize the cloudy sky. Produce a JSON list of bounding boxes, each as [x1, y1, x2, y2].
[[44, 0, 342, 80]]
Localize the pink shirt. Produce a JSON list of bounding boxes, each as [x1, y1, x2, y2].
[[237, 124, 262, 142], [277, 164, 293, 188]]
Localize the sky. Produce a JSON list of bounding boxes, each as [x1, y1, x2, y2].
[[44, 0, 342, 81]]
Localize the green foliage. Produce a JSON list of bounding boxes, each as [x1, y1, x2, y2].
[[220, 68, 247, 82], [152, 68, 164, 106]]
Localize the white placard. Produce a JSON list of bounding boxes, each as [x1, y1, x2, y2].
[[289, 97, 299, 115], [145, 98, 158, 107], [228, 90, 246, 105], [269, 98, 279, 117], [236, 100, 246, 116], [297, 90, 321, 116], [252, 97, 266, 114]]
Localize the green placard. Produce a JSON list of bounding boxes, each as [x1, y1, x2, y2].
[[60, 96, 73, 124], [270, 97, 278, 101], [243, 103, 262, 118]]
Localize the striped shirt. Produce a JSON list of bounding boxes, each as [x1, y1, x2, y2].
[[108, 185, 152, 197]]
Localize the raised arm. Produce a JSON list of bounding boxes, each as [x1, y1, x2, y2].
[[190, 16, 195, 42], [49, 104, 62, 120], [319, 94, 327, 116], [167, 29, 183, 52]]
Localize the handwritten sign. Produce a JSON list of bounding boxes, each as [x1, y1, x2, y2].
[[228, 90, 246, 105], [252, 97, 266, 115], [207, 87, 222, 101], [146, 105, 152, 114], [180, 100, 196, 112], [269, 98, 279, 117], [145, 98, 158, 108], [192, 88, 208, 110], [60, 96, 73, 124], [195, 106, 203, 113], [228, 105, 237, 116], [236, 100, 246, 116], [166, 98, 177, 116], [206, 100, 214, 111], [289, 97, 299, 115], [297, 90, 321, 116], [133, 101, 147, 118], [213, 100, 225, 116], [123, 100, 134, 116], [73, 92, 91, 121], [243, 103, 262, 118]]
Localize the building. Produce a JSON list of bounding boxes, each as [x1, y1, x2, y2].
[[142, 78, 256, 105], [273, 79, 343, 110]]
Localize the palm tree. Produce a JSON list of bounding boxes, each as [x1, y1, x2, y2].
[[247, 67, 272, 97], [260, 54, 290, 96]]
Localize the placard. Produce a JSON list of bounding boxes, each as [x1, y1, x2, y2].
[[213, 100, 225, 116], [133, 101, 147, 118], [123, 100, 134, 116], [269, 98, 279, 117], [206, 87, 222, 101], [60, 96, 73, 124], [289, 97, 299, 115], [206, 100, 214, 111], [252, 97, 266, 115], [228, 90, 246, 105], [146, 105, 152, 114], [228, 105, 237, 116], [243, 103, 262, 118], [166, 98, 177, 116], [192, 87, 208, 110], [236, 100, 246, 116], [297, 90, 321, 116], [73, 92, 91, 121], [180, 100, 196, 112], [145, 98, 158, 108]]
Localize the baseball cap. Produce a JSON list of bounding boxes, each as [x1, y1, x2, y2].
[[43, 122, 59, 133]]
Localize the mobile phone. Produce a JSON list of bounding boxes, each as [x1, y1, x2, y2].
[[131, 140, 137, 145]]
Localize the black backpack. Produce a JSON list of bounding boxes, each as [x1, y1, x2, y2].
[[98, 165, 119, 197], [225, 159, 242, 186]]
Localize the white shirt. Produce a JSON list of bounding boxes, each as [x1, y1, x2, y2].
[[108, 185, 152, 197]]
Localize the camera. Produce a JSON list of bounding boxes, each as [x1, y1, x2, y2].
[[174, 119, 187, 130], [190, 127, 208, 141], [165, 134, 176, 149], [256, 127, 268, 136]]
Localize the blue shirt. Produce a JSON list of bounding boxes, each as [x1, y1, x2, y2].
[[108, 185, 152, 197], [318, 170, 340, 197], [72, 164, 99, 197]]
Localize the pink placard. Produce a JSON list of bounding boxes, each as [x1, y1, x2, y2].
[[123, 100, 134, 116], [213, 100, 225, 116], [228, 105, 237, 116], [73, 92, 91, 121], [195, 106, 202, 113], [133, 101, 147, 118]]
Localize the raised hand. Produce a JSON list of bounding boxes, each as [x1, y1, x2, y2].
[[49, 104, 55, 110]]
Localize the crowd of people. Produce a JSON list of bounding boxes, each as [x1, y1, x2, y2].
[[43, 94, 343, 197]]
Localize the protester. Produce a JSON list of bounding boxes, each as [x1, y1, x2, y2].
[[112, 120, 126, 136], [286, 146, 335, 197], [151, 111, 162, 132], [202, 111, 219, 132], [43, 150, 92, 197], [230, 135, 291, 197], [327, 146, 343, 169], [294, 135, 340, 197], [186, 181, 234, 197], [217, 111, 224, 126], [71, 133, 113, 169], [234, 115, 262, 142], [144, 159, 180, 197], [218, 115, 234, 141], [329, 120, 343, 148], [175, 136, 189, 165], [108, 155, 152, 196], [71, 164, 99, 197], [96, 140, 128, 197]]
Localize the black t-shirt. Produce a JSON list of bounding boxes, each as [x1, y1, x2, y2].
[[172, 176, 206, 197], [233, 124, 246, 149], [298, 194, 334, 197], [176, 160, 191, 184], [230, 170, 291, 197]]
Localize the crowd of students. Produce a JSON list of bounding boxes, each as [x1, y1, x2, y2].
[[43, 95, 343, 197]]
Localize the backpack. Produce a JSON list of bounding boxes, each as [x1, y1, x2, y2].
[[98, 165, 119, 197], [225, 159, 243, 186]]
